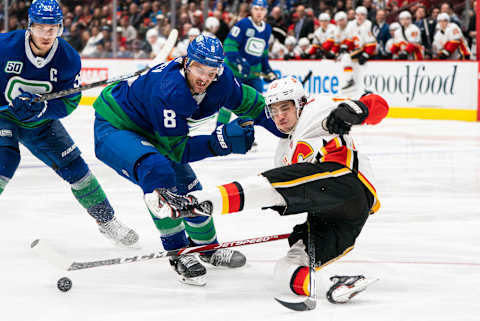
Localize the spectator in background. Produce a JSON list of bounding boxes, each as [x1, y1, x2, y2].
[[334, 0, 347, 14], [213, 10, 230, 42], [173, 27, 200, 57], [466, 0, 476, 58], [132, 39, 149, 59], [431, 7, 440, 22], [128, 2, 142, 29], [363, 0, 377, 22], [292, 5, 314, 40], [372, 9, 390, 58], [192, 10, 204, 29], [414, 5, 435, 58], [120, 16, 137, 45], [268, 6, 287, 44], [82, 26, 104, 57], [440, 3, 462, 28], [145, 28, 166, 58], [347, 9, 356, 21]]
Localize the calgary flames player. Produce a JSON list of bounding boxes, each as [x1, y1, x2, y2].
[[390, 11, 423, 60], [433, 13, 471, 60], [145, 76, 389, 309], [308, 13, 336, 59], [340, 6, 377, 91]]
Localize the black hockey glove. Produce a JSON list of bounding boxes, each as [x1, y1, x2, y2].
[[339, 45, 349, 54], [324, 100, 369, 135], [144, 188, 208, 219], [439, 49, 450, 60], [397, 51, 408, 60], [357, 52, 369, 65]]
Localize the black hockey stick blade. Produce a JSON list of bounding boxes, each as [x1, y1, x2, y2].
[[301, 70, 313, 85], [274, 296, 316, 311]]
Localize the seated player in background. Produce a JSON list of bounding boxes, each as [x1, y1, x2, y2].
[[146, 76, 389, 303], [433, 13, 471, 60]]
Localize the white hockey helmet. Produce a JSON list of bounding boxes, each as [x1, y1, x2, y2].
[[205, 16, 220, 30], [298, 37, 310, 47], [264, 76, 307, 118], [437, 13, 450, 22], [285, 36, 297, 46], [389, 22, 400, 31], [188, 27, 201, 37], [355, 6, 367, 15], [334, 11, 347, 22], [319, 13, 330, 21], [399, 10, 412, 20]]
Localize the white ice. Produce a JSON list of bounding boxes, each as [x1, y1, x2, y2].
[[1, 106, 479, 321]]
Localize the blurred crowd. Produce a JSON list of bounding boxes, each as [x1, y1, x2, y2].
[[1, 0, 477, 60]]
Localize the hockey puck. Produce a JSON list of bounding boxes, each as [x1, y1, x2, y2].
[[57, 277, 72, 292]]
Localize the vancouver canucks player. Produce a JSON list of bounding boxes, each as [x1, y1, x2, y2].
[[224, 0, 276, 92], [0, 0, 138, 246], [93, 34, 285, 286]]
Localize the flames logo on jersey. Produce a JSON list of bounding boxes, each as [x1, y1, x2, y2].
[[291, 141, 314, 164]]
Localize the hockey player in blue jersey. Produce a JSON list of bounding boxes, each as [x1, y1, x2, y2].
[[0, 0, 138, 246], [93, 34, 285, 286], [224, 0, 276, 92]]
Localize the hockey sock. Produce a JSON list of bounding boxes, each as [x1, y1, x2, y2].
[[216, 107, 232, 126], [0, 175, 9, 195], [71, 172, 114, 223], [148, 209, 189, 250], [290, 266, 311, 296], [183, 215, 217, 245], [190, 175, 285, 215]]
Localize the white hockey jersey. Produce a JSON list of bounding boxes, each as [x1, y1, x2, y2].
[[393, 24, 421, 47], [432, 23, 471, 59], [312, 24, 336, 47], [274, 95, 380, 214], [345, 19, 376, 51]]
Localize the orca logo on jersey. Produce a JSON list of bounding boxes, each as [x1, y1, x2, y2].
[[245, 37, 266, 57], [4, 61, 23, 75]]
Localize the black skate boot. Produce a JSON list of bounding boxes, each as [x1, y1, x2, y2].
[[169, 254, 207, 286], [199, 249, 246, 268]]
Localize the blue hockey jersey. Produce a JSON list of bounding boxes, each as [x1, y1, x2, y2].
[[224, 17, 273, 79], [0, 30, 81, 128], [93, 57, 283, 164]]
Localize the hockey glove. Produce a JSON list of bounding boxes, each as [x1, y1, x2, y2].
[[264, 71, 277, 83], [208, 118, 255, 156], [397, 51, 409, 60], [9, 89, 47, 122], [339, 45, 349, 54], [324, 100, 369, 135], [357, 52, 369, 65], [439, 49, 450, 60], [144, 188, 208, 219], [236, 57, 251, 79]]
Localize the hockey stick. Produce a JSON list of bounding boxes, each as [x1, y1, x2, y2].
[[252, 70, 313, 85], [0, 29, 179, 113], [31, 232, 290, 271]]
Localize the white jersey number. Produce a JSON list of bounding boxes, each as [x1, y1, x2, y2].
[[163, 109, 176, 128]]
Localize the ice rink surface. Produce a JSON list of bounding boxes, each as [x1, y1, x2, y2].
[[1, 106, 479, 321]]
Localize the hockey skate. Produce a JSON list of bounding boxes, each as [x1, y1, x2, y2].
[[326, 275, 378, 303], [341, 79, 356, 92], [170, 254, 207, 286], [199, 248, 246, 268], [98, 217, 139, 247]]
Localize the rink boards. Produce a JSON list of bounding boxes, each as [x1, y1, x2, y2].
[[80, 58, 480, 122]]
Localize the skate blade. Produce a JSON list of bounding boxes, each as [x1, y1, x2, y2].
[[330, 278, 379, 303], [178, 274, 207, 286]]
